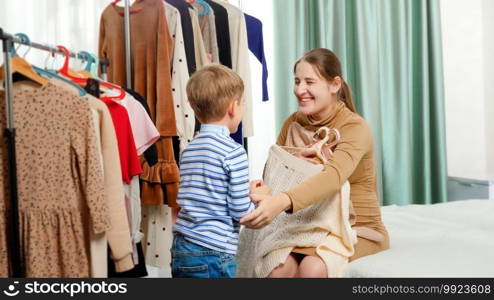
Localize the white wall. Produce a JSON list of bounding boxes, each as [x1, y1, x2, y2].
[[0, 0, 107, 68], [440, 0, 494, 181], [483, 0, 494, 183]]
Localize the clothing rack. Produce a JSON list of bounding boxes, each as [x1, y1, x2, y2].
[[0, 27, 22, 278], [6, 33, 110, 71], [124, 0, 132, 88], [0, 27, 109, 277]]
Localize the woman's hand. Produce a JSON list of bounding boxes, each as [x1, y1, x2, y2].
[[240, 193, 292, 228], [293, 148, 322, 164]]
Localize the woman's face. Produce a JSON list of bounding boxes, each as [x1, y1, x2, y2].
[[293, 61, 341, 120]]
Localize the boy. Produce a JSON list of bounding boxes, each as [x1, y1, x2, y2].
[[171, 64, 255, 278]]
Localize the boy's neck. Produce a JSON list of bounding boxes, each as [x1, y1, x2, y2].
[[205, 118, 235, 133]]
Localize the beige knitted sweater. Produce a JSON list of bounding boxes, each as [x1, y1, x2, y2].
[[236, 145, 357, 278]]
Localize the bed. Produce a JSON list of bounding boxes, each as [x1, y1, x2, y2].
[[344, 199, 494, 277]]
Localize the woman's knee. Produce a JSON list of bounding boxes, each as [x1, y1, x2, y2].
[[296, 256, 327, 278], [267, 254, 298, 278]]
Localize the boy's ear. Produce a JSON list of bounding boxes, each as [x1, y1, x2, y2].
[[227, 100, 236, 117]]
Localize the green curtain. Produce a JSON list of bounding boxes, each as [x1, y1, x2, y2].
[[273, 0, 448, 205]]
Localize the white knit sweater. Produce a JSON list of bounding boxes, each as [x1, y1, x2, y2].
[[236, 145, 357, 277]]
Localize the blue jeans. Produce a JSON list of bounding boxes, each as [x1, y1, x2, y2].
[[171, 233, 236, 278]]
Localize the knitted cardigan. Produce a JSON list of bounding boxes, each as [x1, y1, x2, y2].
[[236, 144, 357, 277]]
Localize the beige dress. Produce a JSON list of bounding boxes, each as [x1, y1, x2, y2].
[[49, 79, 134, 276], [0, 82, 109, 277]]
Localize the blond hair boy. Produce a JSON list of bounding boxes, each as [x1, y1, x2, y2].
[[171, 64, 255, 278]]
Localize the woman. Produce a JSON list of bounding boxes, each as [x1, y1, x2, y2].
[[240, 48, 389, 277]]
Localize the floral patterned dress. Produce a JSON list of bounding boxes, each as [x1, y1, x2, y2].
[[0, 82, 109, 277]]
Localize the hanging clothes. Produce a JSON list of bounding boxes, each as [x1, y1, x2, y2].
[[113, 93, 160, 156], [98, 84, 158, 259], [139, 138, 180, 207], [99, 0, 177, 136], [189, 6, 212, 69], [165, 1, 207, 141], [127, 86, 174, 269], [245, 13, 269, 102], [108, 241, 148, 277], [99, 0, 178, 134], [86, 100, 110, 278], [205, 0, 232, 67], [85, 79, 143, 275], [212, 0, 254, 139], [99, 0, 180, 208], [166, 0, 197, 75], [112, 92, 160, 262], [191, 1, 220, 64], [86, 97, 134, 275], [85, 80, 153, 278], [111, 89, 158, 278], [124, 88, 158, 167], [52, 78, 134, 277], [165, 2, 195, 152], [100, 97, 142, 184], [201, 0, 240, 144], [141, 204, 173, 269], [0, 82, 109, 277]]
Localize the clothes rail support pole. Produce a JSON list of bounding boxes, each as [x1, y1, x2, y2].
[[124, 0, 132, 89], [100, 58, 110, 81], [0, 27, 24, 278]]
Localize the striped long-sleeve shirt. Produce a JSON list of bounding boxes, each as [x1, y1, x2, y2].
[[173, 124, 255, 254]]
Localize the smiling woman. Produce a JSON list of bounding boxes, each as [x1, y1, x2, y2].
[[239, 48, 389, 278], [293, 48, 355, 119], [294, 61, 340, 120]]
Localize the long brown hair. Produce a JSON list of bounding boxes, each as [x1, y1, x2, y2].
[[294, 48, 357, 113]]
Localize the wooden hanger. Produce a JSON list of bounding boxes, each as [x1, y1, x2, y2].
[[0, 56, 49, 86], [0, 33, 48, 86], [75, 63, 93, 78], [282, 127, 341, 164]]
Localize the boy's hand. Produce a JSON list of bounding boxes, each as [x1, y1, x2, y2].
[[240, 193, 292, 228], [249, 180, 272, 195]]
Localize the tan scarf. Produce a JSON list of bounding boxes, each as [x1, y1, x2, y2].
[[283, 122, 340, 164]]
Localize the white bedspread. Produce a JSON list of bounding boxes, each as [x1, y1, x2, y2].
[[344, 199, 494, 277]]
